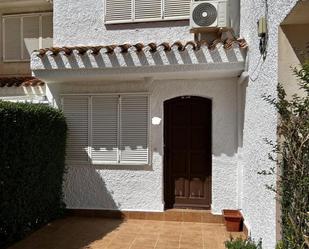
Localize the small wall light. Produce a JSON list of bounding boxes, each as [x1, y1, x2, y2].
[[152, 117, 162, 125], [258, 17, 268, 60]]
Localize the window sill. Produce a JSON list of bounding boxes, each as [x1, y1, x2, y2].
[[104, 16, 189, 25], [3, 59, 30, 63], [66, 160, 150, 167], [92, 161, 150, 167]]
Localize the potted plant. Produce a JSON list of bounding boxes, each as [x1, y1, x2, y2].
[[223, 209, 243, 232]]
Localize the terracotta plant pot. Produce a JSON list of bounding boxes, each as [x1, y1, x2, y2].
[[223, 209, 243, 232]]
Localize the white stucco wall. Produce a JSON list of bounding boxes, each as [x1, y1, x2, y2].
[[240, 1, 299, 248], [47, 78, 239, 213], [53, 0, 240, 47]]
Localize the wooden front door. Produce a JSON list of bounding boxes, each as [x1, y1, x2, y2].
[[164, 96, 212, 209]]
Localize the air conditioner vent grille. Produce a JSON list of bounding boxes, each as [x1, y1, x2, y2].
[[192, 2, 217, 27]]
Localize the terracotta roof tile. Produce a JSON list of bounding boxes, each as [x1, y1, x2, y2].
[[0, 77, 45, 88], [35, 39, 248, 57]]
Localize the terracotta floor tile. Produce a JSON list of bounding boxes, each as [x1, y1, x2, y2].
[[111, 233, 129, 238], [204, 238, 222, 249], [181, 233, 203, 240], [132, 239, 158, 247], [129, 212, 147, 220], [142, 228, 162, 233], [155, 244, 180, 249], [116, 229, 140, 235], [202, 213, 224, 223], [146, 212, 164, 221], [182, 222, 202, 228], [108, 244, 131, 249], [135, 233, 159, 239], [160, 227, 181, 235], [131, 246, 155, 249], [164, 211, 183, 222], [182, 212, 202, 223], [159, 234, 181, 241], [163, 223, 182, 227], [180, 246, 203, 249], [144, 220, 165, 225], [8, 216, 245, 249], [155, 247, 179, 249], [157, 242, 180, 248], [140, 231, 161, 236], [157, 237, 180, 243], [133, 241, 158, 247], [108, 241, 133, 248], [180, 240, 203, 247]]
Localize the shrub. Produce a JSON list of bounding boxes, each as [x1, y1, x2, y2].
[[262, 61, 309, 249], [225, 237, 262, 249], [0, 101, 67, 249], [276, 240, 283, 249]]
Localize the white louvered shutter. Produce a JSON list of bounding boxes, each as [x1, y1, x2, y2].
[[164, 0, 191, 19], [22, 16, 40, 60], [105, 0, 132, 23], [3, 17, 21, 61], [91, 96, 119, 164], [42, 14, 53, 48], [120, 95, 149, 164], [63, 97, 89, 162], [135, 0, 162, 20]]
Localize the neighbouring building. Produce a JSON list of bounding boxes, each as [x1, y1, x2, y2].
[[1, 0, 308, 248], [0, 0, 52, 102]]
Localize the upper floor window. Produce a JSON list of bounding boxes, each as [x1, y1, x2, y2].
[[2, 12, 52, 62], [105, 0, 191, 24]]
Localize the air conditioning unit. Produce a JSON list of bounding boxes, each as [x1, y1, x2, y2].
[[190, 0, 229, 29]]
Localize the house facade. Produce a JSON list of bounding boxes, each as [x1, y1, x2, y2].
[[0, 0, 52, 102], [1, 0, 308, 248], [33, 0, 247, 216]]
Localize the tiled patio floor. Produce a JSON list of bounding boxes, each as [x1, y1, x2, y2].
[[9, 217, 245, 249]]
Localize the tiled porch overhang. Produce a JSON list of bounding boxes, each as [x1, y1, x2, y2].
[[0, 77, 45, 87], [31, 39, 248, 83]]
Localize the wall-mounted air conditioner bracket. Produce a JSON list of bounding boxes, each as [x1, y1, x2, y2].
[[190, 27, 231, 34], [192, 27, 235, 43]]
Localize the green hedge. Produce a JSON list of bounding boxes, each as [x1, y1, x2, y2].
[[278, 64, 309, 249], [0, 101, 67, 249], [263, 62, 309, 249]]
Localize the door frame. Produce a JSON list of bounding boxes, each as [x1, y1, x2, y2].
[[163, 96, 212, 210]]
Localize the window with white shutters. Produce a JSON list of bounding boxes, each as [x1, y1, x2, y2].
[[120, 96, 149, 164], [135, 0, 162, 21], [62, 94, 149, 165], [22, 16, 40, 60], [63, 96, 89, 162], [41, 14, 53, 49], [105, 0, 132, 23], [92, 96, 119, 164], [104, 0, 191, 24], [2, 12, 53, 62], [164, 0, 191, 19], [3, 17, 21, 61]]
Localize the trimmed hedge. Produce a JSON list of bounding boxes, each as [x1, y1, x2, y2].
[[0, 101, 67, 248]]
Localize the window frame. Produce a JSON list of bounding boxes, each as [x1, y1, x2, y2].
[[61, 93, 151, 166], [2, 12, 53, 63], [104, 0, 191, 24]]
